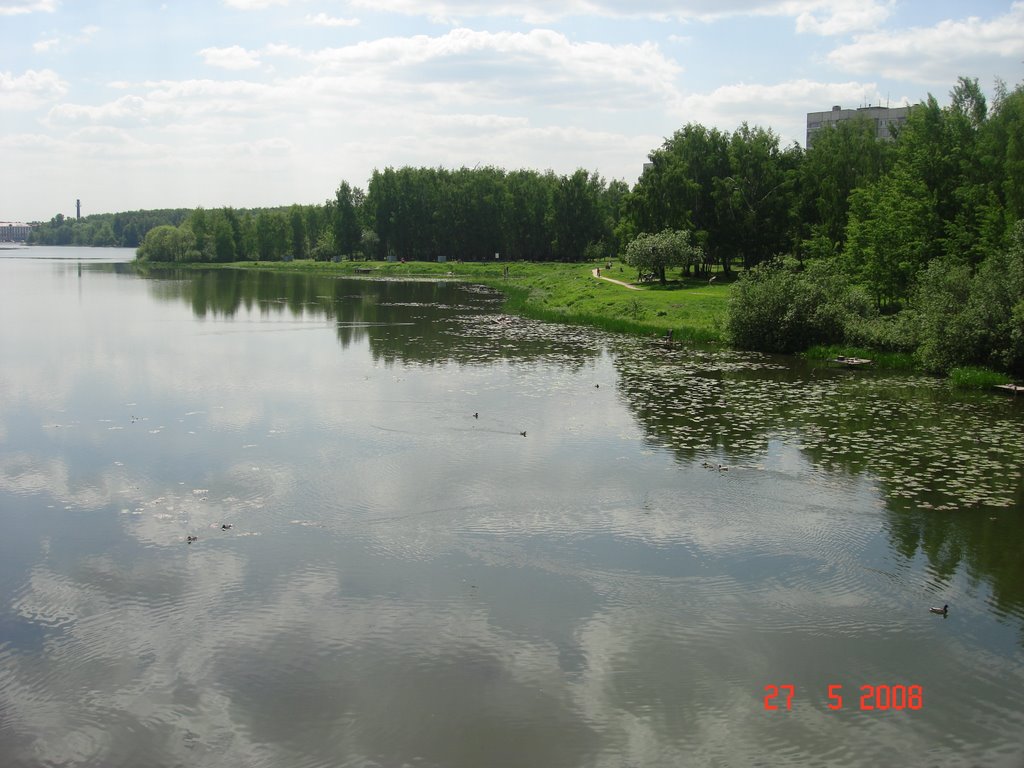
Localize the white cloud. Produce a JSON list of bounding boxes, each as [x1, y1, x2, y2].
[[346, 0, 892, 31], [0, 68, 68, 109], [31, 25, 100, 54], [33, 36, 60, 52], [198, 45, 263, 70], [0, 0, 57, 15], [294, 28, 682, 105], [304, 12, 360, 27], [794, 0, 892, 35], [828, 3, 1024, 83], [222, 0, 288, 8]]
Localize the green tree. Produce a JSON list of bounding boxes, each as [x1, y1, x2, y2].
[[136, 224, 197, 262], [718, 123, 798, 271], [844, 165, 937, 307], [914, 221, 1024, 373], [255, 210, 289, 261], [504, 169, 555, 261], [550, 169, 606, 261], [624, 124, 731, 266], [212, 210, 236, 262], [289, 205, 308, 260], [91, 222, 117, 247], [334, 182, 362, 257], [622, 229, 702, 284], [797, 116, 894, 251]]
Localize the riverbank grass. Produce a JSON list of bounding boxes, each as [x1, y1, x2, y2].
[[948, 366, 1013, 389], [803, 344, 917, 371]]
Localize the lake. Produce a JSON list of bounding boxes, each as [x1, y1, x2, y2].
[[1, 246, 1022, 767]]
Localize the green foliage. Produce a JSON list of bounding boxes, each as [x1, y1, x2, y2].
[[624, 122, 797, 273], [804, 345, 916, 371], [721, 123, 800, 270], [948, 366, 1012, 389], [29, 208, 191, 248], [914, 221, 1024, 374], [843, 165, 937, 307], [360, 228, 379, 261], [728, 258, 864, 353], [551, 169, 610, 261], [622, 229, 703, 284], [797, 117, 894, 247], [333, 182, 362, 257], [289, 205, 308, 261], [136, 224, 197, 262], [362, 164, 617, 263], [310, 229, 338, 261]]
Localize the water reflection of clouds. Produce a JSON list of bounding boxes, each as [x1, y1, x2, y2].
[[2, 547, 588, 766], [1, 551, 276, 767], [5, 264, 1024, 765], [0, 452, 117, 511]]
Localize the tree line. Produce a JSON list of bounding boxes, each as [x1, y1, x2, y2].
[[134, 167, 629, 265], [27, 209, 191, 248], [728, 76, 1024, 375]]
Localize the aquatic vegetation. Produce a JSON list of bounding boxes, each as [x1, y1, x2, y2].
[[948, 366, 1013, 389]]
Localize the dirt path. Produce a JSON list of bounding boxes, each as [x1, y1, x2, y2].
[[592, 269, 641, 290]]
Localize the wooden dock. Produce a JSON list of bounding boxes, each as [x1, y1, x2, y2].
[[994, 383, 1024, 396]]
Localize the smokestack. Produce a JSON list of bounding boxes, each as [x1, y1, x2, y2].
[[76, 199, 81, 220]]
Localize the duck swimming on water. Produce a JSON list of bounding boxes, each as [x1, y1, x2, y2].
[[930, 604, 948, 616]]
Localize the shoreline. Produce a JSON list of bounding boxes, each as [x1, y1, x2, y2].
[[133, 258, 733, 345]]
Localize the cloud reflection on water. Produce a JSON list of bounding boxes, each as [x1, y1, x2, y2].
[[1, 259, 1023, 766]]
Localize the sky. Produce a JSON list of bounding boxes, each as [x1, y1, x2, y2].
[[2, 1, 1023, 222]]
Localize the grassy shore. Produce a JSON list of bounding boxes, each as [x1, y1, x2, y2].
[[182, 258, 733, 344], [802, 344, 917, 371]]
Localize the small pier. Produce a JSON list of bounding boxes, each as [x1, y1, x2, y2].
[[994, 383, 1024, 396]]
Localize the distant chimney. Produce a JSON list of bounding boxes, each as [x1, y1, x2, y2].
[[76, 199, 81, 220]]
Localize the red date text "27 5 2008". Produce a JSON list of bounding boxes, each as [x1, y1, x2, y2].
[[763, 684, 923, 711]]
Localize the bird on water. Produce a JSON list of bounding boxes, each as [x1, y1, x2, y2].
[[930, 604, 948, 616]]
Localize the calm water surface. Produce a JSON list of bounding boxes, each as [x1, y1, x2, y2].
[[1, 246, 1022, 767]]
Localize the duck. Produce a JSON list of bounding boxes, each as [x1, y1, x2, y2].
[[221, 523, 232, 530], [186, 535, 198, 543], [520, 431, 527, 437], [473, 412, 479, 419], [930, 604, 948, 616]]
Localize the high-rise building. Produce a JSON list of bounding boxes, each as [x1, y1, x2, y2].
[[805, 105, 912, 148]]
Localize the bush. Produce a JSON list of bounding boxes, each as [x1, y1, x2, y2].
[[913, 222, 1024, 374], [843, 310, 919, 352], [728, 258, 858, 353]]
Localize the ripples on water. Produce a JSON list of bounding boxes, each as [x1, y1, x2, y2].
[[0, 255, 1022, 767]]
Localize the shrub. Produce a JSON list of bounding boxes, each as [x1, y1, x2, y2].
[[913, 222, 1024, 374], [728, 257, 855, 353]]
